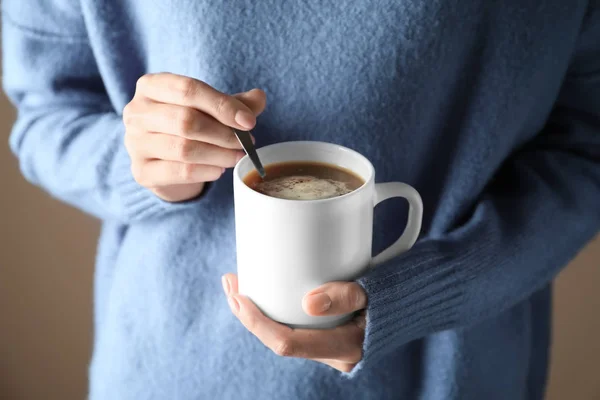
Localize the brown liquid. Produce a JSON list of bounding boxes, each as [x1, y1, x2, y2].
[[243, 161, 365, 200]]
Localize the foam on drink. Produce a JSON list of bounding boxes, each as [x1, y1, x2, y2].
[[254, 175, 353, 200], [243, 161, 364, 201]]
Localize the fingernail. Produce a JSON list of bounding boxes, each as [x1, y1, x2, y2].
[[234, 110, 256, 130], [306, 293, 332, 313], [221, 276, 230, 296], [236, 152, 245, 162], [228, 296, 240, 314], [221, 167, 226, 174]]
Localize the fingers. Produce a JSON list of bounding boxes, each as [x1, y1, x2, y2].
[[124, 73, 266, 202], [222, 272, 239, 296], [131, 159, 225, 187], [228, 293, 364, 363], [136, 73, 258, 130], [222, 274, 365, 371], [124, 101, 243, 149], [313, 359, 357, 373], [233, 89, 267, 117], [302, 282, 367, 317], [127, 131, 244, 167]]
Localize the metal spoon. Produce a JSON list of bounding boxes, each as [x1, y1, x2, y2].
[[233, 129, 266, 178]]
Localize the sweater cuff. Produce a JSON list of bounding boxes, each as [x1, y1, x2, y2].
[[346, 240, 475, 377], [110, 144, 207, 221]]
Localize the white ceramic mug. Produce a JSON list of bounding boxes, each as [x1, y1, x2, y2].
[[233, 141, 423, 328]]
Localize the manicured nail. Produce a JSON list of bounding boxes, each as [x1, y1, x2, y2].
[[228, 296, 240, 313], [221, 276, 230, 295], [306, 293, 332, 313], [234, 110, 256, 130]]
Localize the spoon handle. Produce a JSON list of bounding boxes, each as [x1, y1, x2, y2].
[[233, 129, 266, 178]]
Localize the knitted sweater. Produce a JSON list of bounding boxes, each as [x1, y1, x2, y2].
[[3, 1, 600, 399]]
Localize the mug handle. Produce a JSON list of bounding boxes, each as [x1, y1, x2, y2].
[[371, 182, 423, 266]]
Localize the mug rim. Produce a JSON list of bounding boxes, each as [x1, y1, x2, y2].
[[233, 141, 375, 204]]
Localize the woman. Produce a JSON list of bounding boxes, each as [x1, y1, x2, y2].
[[3, 1, 599, 399]]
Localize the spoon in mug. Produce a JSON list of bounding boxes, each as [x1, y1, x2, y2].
[[233, 129, 266, 178]]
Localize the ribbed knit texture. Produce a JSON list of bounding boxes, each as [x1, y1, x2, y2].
[[3, 1, 600, 399]]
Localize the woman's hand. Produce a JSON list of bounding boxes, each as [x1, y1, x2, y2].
[[123, 73, 266, 202], [222, 273, 367, 373]]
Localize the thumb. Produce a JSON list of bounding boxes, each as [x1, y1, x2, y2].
[[233, 89, 267, 117], [302, 282, 367, 317]]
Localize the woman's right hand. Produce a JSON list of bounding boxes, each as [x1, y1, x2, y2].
[[123, 72, 266, 202]]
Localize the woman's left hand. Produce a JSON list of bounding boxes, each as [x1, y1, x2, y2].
[[222, 273, 367, 373]]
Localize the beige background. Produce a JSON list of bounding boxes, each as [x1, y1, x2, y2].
[[0, 68, 599, 400]]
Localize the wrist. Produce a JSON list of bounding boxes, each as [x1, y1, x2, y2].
[[151, 182, 206, 203]]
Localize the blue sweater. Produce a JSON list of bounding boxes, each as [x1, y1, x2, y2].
[[3, 1, 600, 399]]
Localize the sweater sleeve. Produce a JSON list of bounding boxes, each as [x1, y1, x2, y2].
[[351, 5, 600, 375], [2, 2, 203, 223]]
